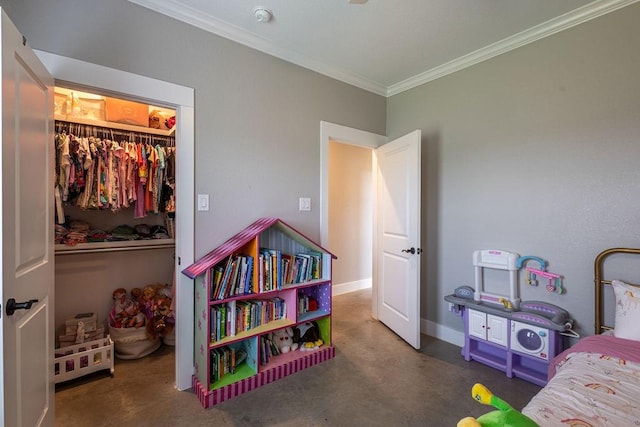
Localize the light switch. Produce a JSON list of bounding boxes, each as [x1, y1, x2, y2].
[[197, 194, 209, 211], [299, 197, 311, 211]]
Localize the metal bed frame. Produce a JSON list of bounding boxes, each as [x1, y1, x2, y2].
[[594, 247, 640, 334]]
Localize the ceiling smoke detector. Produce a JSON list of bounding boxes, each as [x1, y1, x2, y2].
[[253, 8, 273, 23]]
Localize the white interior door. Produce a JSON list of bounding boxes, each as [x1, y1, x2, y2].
[[375, 130, 421, 349], [1, 9, 55, 427]]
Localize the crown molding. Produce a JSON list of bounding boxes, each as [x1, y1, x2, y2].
[[387, 0, 640, 96], [127, 0, 387, 96], [129, 0, 638, 98]]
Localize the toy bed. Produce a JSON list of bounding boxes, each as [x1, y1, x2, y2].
[[521, 248, 640, 425]]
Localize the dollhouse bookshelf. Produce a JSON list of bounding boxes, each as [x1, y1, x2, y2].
[[182, 217, 336, 408]]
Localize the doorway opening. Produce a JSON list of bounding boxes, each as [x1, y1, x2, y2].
[[319, 121, 386, 315], [328, 141, 373, 294], [321, 122, 422, 349], [36, 50, 195, 391]]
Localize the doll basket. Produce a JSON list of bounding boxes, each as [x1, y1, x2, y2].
[[108, 325, 160, 359]]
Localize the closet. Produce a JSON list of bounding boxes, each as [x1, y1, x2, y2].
[[53, 87, 177, 358]]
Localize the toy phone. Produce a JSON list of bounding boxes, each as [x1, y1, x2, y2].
[[515, 301, 570, 328], [454, 285, 474, 299]]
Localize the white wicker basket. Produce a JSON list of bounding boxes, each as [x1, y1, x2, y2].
[[108, 325, 160, 359]]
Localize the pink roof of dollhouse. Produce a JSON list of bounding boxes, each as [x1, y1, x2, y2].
[[181, 217, 336, 279]]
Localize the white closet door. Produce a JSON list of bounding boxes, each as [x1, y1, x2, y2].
[[1, 9, 55, 426]]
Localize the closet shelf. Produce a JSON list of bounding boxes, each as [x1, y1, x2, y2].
[[55, 239, 175, 255], [54, 114, 175, 137]]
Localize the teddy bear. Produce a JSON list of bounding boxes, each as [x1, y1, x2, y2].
[[145, 289, 175, 340], [271, 327, 298, 353], [457, 383, 538, 427]]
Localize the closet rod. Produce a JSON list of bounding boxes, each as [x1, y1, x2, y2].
[[55, 120, 175, 146]]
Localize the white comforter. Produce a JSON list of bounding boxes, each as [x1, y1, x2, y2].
[[522, 336, 640, 426]]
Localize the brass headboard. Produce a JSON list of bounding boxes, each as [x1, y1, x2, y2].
[[594, 247, 640, 334]]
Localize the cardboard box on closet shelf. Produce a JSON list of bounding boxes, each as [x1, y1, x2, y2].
[[105, 97, 149, 127], [54, 91, 106, 121]]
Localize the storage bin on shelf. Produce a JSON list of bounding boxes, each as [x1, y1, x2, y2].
[[54, 335, 114, 384]]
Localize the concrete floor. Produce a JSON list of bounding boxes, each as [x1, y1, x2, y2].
[[55, 289, 541, 426]]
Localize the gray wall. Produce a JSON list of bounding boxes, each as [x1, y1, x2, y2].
[[387, 3, 640, 337], [4, 0, 639, 340], [0, 0, 386, 256]]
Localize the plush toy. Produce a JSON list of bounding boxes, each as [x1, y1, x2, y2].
[[272, 327, 297, 353], [140, 285, 156, 318], [148, 109, 175, 130], [458, 383, 538, 427], [110, 287, 134, 328], [145, 284, 175, 340], [293, 321, 323, 351], [123, 299, 146, 328], [165, 115, 176, 129], [148, 109, 167, 129], [146, 302, 172, 339], [110, 287, 128, 327]]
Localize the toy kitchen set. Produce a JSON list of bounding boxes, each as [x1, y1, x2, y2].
[[445, 249, 577, 387]]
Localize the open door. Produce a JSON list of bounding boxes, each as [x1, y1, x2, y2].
[[375, 130, 421, 349], [1, 9, 55, 426]]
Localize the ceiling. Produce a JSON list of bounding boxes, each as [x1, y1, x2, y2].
[[128, 0, 636, 96]]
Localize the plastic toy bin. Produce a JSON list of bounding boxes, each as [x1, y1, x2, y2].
[[54, 336, 115, 384]]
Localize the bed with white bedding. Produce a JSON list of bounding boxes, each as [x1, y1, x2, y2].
[[522, 248, 640, 426]]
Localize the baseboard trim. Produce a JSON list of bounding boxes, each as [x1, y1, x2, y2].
[[333, 278, 371, 296], [422, 319, 464, 348]]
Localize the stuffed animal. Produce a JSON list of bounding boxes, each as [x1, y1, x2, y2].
[[272, 327, 297, 353], [457, 383, 538, 427], [293, 321, 323, 351], [123, 299, 146, 328], [110, 287, 136, 328], [148, 109, 175, 130], [145, 286, 175, 340]]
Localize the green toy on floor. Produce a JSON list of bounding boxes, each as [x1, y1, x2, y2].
[[457, 383, 538, 427]]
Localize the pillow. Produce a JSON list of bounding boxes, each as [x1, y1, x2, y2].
[[611, 280, 640, 341]]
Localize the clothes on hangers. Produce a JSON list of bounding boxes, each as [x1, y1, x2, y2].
[[54, 121, 176, 224]]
